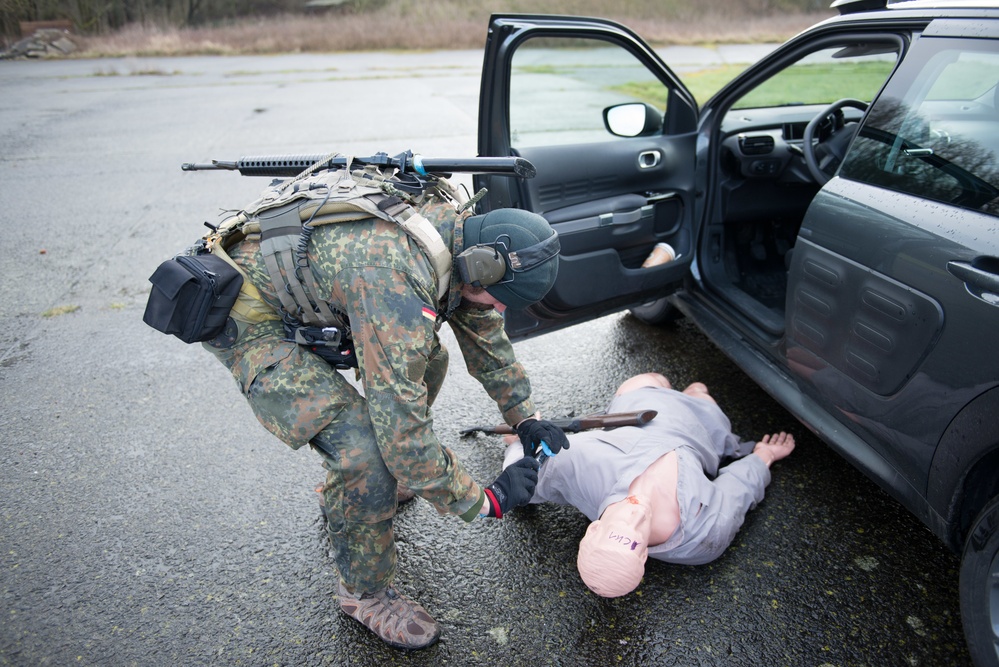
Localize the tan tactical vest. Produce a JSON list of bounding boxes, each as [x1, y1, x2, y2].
[[203, 163, 465, 329]]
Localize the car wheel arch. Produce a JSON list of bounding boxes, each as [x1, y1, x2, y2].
[[928, 385, 999, 552], [955, 449, 999, 551]]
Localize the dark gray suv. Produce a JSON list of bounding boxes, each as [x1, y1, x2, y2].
[[472, 2, 999, 664]]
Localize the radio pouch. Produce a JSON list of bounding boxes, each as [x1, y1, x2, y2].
[[143, 252, 243, 343]]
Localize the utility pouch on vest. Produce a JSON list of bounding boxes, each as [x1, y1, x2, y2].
[[143, 252, 243, 343], [284, 323, 359, 369]]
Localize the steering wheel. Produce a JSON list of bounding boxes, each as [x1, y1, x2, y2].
[[803, 98, 868, 185]]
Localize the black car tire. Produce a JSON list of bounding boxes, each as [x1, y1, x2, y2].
[[629, 297, 683, 325], [960, 494, 999, 667]]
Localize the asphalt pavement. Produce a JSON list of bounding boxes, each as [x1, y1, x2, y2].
[[0, 47, 972, 666]]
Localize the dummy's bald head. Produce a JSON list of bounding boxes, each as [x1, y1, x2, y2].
[[576, 497, 651, 597]]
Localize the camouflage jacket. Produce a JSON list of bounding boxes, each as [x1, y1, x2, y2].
[[220, 193, 537, 520]]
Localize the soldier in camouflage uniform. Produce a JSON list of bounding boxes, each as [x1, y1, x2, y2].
[[201, 172, 568, 650]]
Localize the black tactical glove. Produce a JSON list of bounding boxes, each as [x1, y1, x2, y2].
[[484, 457, 540, 518], [516, 418, 570, 459]]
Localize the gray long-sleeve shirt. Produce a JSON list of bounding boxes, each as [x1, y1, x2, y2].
[[531, 386, 771, 565]]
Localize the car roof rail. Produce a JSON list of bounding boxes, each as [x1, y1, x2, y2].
[[830, 0, 889, 14]]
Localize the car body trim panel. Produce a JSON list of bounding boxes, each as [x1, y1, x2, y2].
[[672, 288, 942, 534], [788, 239, 943, 397]]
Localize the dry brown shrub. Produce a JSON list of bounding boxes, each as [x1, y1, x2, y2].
[[74, 2, 835, 57], [635, 12, 832, 44]]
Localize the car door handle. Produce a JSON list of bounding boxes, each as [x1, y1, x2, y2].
[[638, 150, 661, 169], [947, 260, 999, 301], [598, 205, 653, 227]]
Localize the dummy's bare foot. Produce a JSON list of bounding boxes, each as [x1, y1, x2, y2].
[[681, 382, 717, 404], [752, 431, 795, 467]]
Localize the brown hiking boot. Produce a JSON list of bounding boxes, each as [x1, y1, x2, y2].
[[337, 580, 440, 650]]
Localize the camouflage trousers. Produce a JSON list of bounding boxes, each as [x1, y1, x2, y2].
[[205, 319, 449, 594]]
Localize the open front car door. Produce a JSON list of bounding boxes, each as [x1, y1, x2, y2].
[[474, 14, 700, 340]]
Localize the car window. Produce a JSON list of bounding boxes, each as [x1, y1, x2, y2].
[[509, 36, 670, 149], [733, 45, 897, 110], [840, 38, 999, 216]]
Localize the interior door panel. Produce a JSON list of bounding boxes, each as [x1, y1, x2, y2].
[[514, 138, 695, 309], [517, 140, 687, 215], [475, 15, 700, 339]]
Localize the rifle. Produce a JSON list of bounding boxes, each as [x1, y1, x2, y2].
[[181, 149, 536, 179], [459, 410, 657, 437]]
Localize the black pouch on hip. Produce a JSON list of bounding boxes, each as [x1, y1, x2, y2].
[[143, 252, 243, 344]]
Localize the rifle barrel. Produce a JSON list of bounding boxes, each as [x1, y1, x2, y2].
[[181, 153, 536, 178]]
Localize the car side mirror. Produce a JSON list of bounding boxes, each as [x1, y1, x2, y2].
[[603, 102, 664, 137]]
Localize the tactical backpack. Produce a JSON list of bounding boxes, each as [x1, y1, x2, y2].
[[190, 160, 469, 365]]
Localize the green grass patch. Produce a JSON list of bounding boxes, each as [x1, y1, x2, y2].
[[736, 61, 895, 108], [615, 60, 895, 108], [41, 305, 80, 317], [613, 64, 747, 106], [518, 64, 562, 75]]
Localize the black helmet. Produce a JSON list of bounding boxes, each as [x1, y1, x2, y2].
[[457, 209, 560, 310]]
